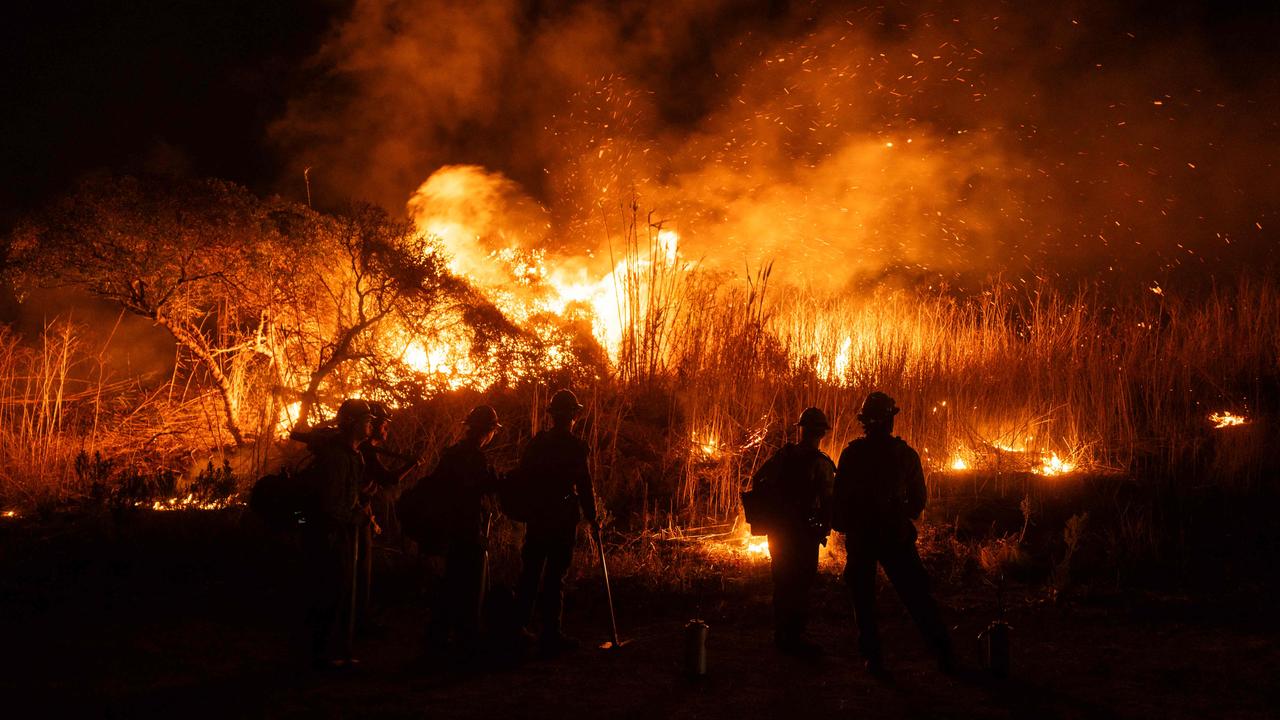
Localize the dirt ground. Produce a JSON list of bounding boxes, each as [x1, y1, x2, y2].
[[2, 510, 1277, 720]]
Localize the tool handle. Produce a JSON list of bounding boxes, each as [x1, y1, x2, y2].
[[594, 527, 621, 647]]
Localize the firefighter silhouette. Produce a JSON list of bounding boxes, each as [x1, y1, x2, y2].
[[510, 389, 598, 654], [833, 392, 954, 675], [751, 407, 835, 657]]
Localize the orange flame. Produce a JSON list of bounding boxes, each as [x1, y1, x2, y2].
[[1035, 452, 1076, 477], [1209, 412, 1247, 428], [139, 494, 239, 512]]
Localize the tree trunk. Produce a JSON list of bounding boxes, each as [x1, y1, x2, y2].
[[293, 317, 378, 428], [152, 313, 247, 446]]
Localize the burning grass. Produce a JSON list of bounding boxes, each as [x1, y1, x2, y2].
[[138, 493, 243, 512], [653, 275, 1279, 518], [2, 274, 1278, 519], [2, 195, 1278, 568]]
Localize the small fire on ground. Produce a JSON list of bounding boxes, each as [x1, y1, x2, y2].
[[945, 446, 1078, 476], [138, 494, 241, 512], [692, 519, 775, 560], [700, 527, 773, 559], [704, 523, 843, 565], [1210, 412, 1248, 428]]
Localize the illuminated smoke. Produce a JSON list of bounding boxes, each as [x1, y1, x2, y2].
[[273, 0, 1279, 289], [406, 164, 551, 287]]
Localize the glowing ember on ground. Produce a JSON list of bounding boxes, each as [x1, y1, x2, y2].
[[1, 509, 18, 519], [706, 530, 842, 566], [138, 494, 240, 512], [1035, 452, 1076, 476], [1209, 412, 1248, 428], [706, 535, 771, 560], [699, 523, 774, 561], [941, 442, 1083, 476]]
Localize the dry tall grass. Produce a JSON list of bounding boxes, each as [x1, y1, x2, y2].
[[0, 320, 268, 507], [3, 269, 1276, 526], [594, 265, 1279, 520], [0, 322, 85, 504]]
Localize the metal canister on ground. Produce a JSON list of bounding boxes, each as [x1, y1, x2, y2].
[[684, 619, 709, 677]]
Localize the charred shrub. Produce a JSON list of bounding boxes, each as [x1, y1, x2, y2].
[[192, 459, 237, 503], [113, 467, 178, 508], [77, 450, 116, 503]]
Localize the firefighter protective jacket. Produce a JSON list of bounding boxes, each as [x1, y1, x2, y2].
[[833, 432, 927, 543], [752, 442, 836, 536], [432, 439, 499, 541], [513, 426, 597, 529]]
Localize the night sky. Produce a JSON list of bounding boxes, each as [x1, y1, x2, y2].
[[1, 0, 342, 227]]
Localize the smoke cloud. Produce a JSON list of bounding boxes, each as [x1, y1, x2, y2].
[[272, 0, 1279, 291]]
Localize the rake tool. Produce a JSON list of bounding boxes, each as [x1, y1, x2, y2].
[[592, 524, 628, 650]]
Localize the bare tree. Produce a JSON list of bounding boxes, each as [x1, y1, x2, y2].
[[10, 174, 291, 445], [11, 176, 529, 446]]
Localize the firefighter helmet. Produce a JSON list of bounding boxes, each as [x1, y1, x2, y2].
[[336, 398, 373, 429], [546, 389, 584, 417], [857, 392, 900, 423], [795, 407, 831, 430], [463, 404, 501, 430]]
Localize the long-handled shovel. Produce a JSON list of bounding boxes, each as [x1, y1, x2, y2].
[[593, 524, 628, 649]]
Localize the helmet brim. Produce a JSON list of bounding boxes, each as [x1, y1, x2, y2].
[[547, 405, 584, 414]]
